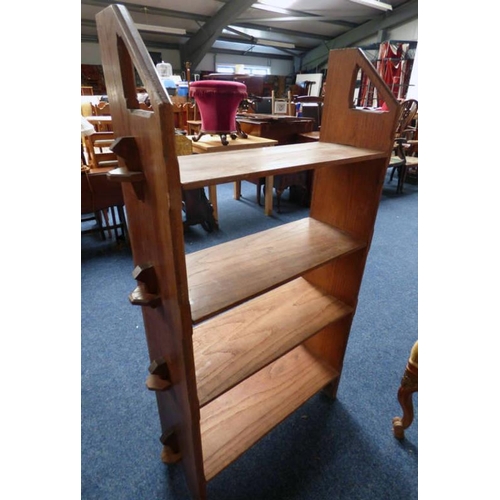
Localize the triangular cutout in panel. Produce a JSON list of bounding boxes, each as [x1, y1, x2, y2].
[[353, 64, 385, 109]]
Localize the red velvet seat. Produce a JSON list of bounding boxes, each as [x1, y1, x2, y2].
[[189, 80, 248, 145]]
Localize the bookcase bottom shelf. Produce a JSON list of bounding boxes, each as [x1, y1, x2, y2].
[[199, 345, 338, 481]]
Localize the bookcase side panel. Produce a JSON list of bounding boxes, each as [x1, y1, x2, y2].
[[96, 6, 206, 499]]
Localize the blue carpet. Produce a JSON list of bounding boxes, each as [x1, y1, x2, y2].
[[81, 173, 418, 499]]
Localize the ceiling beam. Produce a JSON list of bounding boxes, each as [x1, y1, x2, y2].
[[82, 32, 294, 61], [180, 0, 256, 70], [82, 0, 210, 22], [300, 0, 418, 71], [82, 0, 336, 46], [232, 22, 336, 42]]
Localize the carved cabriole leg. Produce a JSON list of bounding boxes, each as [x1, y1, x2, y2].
[[392, 362, 418, 439], [192, 131, 205, 142], [236, 121, 248, 139]]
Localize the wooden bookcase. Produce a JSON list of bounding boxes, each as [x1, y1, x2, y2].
[[96, 5, 400, 500]]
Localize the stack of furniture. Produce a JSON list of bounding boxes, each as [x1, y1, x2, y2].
[[96, 4, 400, 500]]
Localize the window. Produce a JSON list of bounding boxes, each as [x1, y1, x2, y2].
[[215, 64, 270, 76]]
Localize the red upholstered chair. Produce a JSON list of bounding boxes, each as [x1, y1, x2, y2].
[[189, 80, 248, 146]]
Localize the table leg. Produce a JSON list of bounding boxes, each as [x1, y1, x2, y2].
[[233, 181, 241, 200], [208, 185, 218, 222], [264, 176, 274, 216]]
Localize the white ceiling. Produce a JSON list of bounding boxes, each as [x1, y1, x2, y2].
[[81, 0, 417, 70]]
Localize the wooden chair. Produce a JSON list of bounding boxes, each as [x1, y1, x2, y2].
[[393, 341, 418, 439], [81, 166, 127, 242], [271, 90, 293, 116], [91, 102, 113, 131], [405, 139, 418, 183], [183, 101, 202, 135], [293, 95, 324, 131], [387, 99, 418, 193], [81, 133, 126, 242], [92, 102, 110, 115], [395, 99, 418, 141], [83, 132, 118, 169], [173, 103, 185, 130]]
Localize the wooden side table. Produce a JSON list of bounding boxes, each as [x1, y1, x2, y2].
[[186, 134, 278, 217]]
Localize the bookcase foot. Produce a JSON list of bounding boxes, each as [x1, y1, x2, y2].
[[322, 378, 340, 400]]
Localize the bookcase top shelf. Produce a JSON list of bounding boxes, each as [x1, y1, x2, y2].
[[179, 141, 386, 189]]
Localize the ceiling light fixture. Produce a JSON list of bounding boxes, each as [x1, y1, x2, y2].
[[135, 23, 187, 35], [252, 3, 293, 15], [347, 0, 393, 11], [255, 39, 295, 49]]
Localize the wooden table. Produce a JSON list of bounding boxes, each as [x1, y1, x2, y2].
[[81, 166, 126, 240], [236, 114, 315, 145], [85, 115, 112, 125], [186, 134, 278, 217], [179, 140, 385, 221], [85, 114, 113, 132]]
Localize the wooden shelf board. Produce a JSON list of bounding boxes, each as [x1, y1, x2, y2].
[[179, 141, 386, 189], [200, 345, 337, 481], [194, 277, 352, 407], [187, 217, 365, 324]]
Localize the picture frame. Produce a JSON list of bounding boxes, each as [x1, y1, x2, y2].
[[273, 100, 288, 114]]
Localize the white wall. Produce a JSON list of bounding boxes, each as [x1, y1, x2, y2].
[[81, 42, 293, 76], [81, 42, 182, 71], [389, 18, 418, 41], [196, 52, 294, 76], [406, 44, 418, 100], [81, 41, 294, 76], [357, 18, 418, 46], [81, 43, 103, 65]]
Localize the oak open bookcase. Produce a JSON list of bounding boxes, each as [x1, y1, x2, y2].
[[96, 5, 400, 500]]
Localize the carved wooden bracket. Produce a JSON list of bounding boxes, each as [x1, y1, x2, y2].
[[129, 263, 161, 308], [107, 136, 145, 200], [146, 357, 172, 392], [159, 429, 182, 464]]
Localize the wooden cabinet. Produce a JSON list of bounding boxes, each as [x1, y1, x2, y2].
[[237, 114, 314, 145], [96, 5, 400, 500]]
